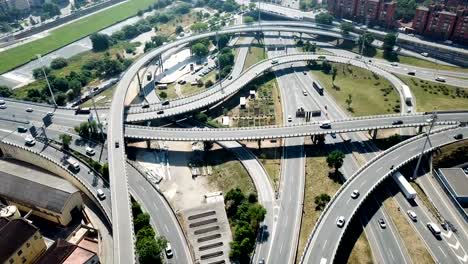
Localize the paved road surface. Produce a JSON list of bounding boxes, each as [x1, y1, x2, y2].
[[301, 126, 467, 263]]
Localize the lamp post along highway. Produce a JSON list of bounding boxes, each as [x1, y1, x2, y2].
[[87, 86, 106, 163], [412, 112, 437, 180], [36, 54, 57, 108]]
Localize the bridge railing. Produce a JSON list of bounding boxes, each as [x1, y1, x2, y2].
[[298, 124, 460, 263]]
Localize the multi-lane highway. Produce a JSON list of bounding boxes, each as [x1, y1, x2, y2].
[[300, 126, 467, 263]]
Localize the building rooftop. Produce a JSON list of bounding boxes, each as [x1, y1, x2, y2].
[[0, 218, 39, 263], [0, 170, 79, 214], [439, 168, 468, 197], [35, 239, 96, 264]]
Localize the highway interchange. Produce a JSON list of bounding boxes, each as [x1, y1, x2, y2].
[[0, 17, 467, 264]]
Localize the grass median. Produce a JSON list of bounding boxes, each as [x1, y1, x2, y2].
[[296, 145, 342, 262], [206, 147, 256, 195], [398, 75, 468, 112], [309, 62, 400, 116], [0, 0, 156, 74], [243, 42, 266, 71]]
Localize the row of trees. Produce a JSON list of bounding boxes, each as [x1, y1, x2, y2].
[[225, 188, 266, 262], [27, 53, 130, 105], [74, 120, 105, 142], [132, 199, 167, 264]]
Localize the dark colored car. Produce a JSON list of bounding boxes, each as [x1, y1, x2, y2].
[[392, 120, 403, 125], [162, 100, 170, 106], [454, 133, 463, 140], [157, 110, 164, 115]]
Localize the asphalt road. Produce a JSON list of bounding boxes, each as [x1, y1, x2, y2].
[[264, 31, 306, 264], [290, 49, 412, 264], [301, 126, 468, 264], [124, 112, 466, 141]]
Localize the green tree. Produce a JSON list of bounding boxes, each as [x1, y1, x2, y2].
[[359, 32, 375, 49], [243, 16, 255, 23], [314, 193, 331, 211], [159, 91, 167, 99], [59, 133, 72, 149], [192, 42, 209, 57], [345, 94, 353, 111], [101, 163, 109, 181], [190, 22, 208, 33], [331, 67, 338, 85], [340, 22, 354, 35], [55, 93, 67, 106], [136, 236, 166, 264], [136, 226, 155, 241], [50, 57, 68, 70], [134, 213, 151, 231], [32, 67, 51, 80], [383, 33, 397, 59], [175, 25, 184, 35], [326, 150, 345, 172], [321, 61, 332, 74], [75, 121, 90, 138], [315, 13, 334, 25], [90, 33, 112, 52], [0, 86, 12, 97]]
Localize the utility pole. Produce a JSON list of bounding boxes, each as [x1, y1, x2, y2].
[[412, 112, 437, 180], [36, 54, 57, 108], [87, 86, 106, 163], [216, 31, 223, 93]]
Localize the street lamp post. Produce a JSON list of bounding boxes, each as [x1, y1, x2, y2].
[[412, 112, 437, 180], [36, 54, 57, 108], [87, 86, 106, 163]]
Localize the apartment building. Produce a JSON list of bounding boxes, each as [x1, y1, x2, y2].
[[412, 4, 467, 43], [328, 0, 396, 27]]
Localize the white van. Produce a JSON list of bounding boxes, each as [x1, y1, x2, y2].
[[320, 120, 331, 129], [97, 189, 106, 200], [427, 222, 441, 237], [66, 157, 80, 171], [0, 99, 5, 105], [85, 147, 95, 156]]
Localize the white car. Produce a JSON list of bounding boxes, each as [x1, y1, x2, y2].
[[25, 136, 35, 146], [288, 115, 292, 122], [165, 242, 174, 258], [86, 147, 95, 156], [435, 76, 446, 82], [390, 62, 398, 67], [378, 218, 387, 228], [336, 216, 345, 228], [407, 210, 417, 221], [0, 105, 6, 109], [351, 190, 359, 199], [26, 108, 33, 112]]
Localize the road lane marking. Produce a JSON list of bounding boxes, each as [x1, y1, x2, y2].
[[389, 250, 395, 261], [164, 224, 169, 232], [376, 166, 383, 172], [439, 246, 447, 257]]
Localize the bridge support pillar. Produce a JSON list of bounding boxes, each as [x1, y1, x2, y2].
[[418, 125, 423, 134], [372, 129, 378, 139], [146, 139, 151, 148]]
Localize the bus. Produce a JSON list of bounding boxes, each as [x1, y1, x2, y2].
[[313, 80, 324, 95]]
